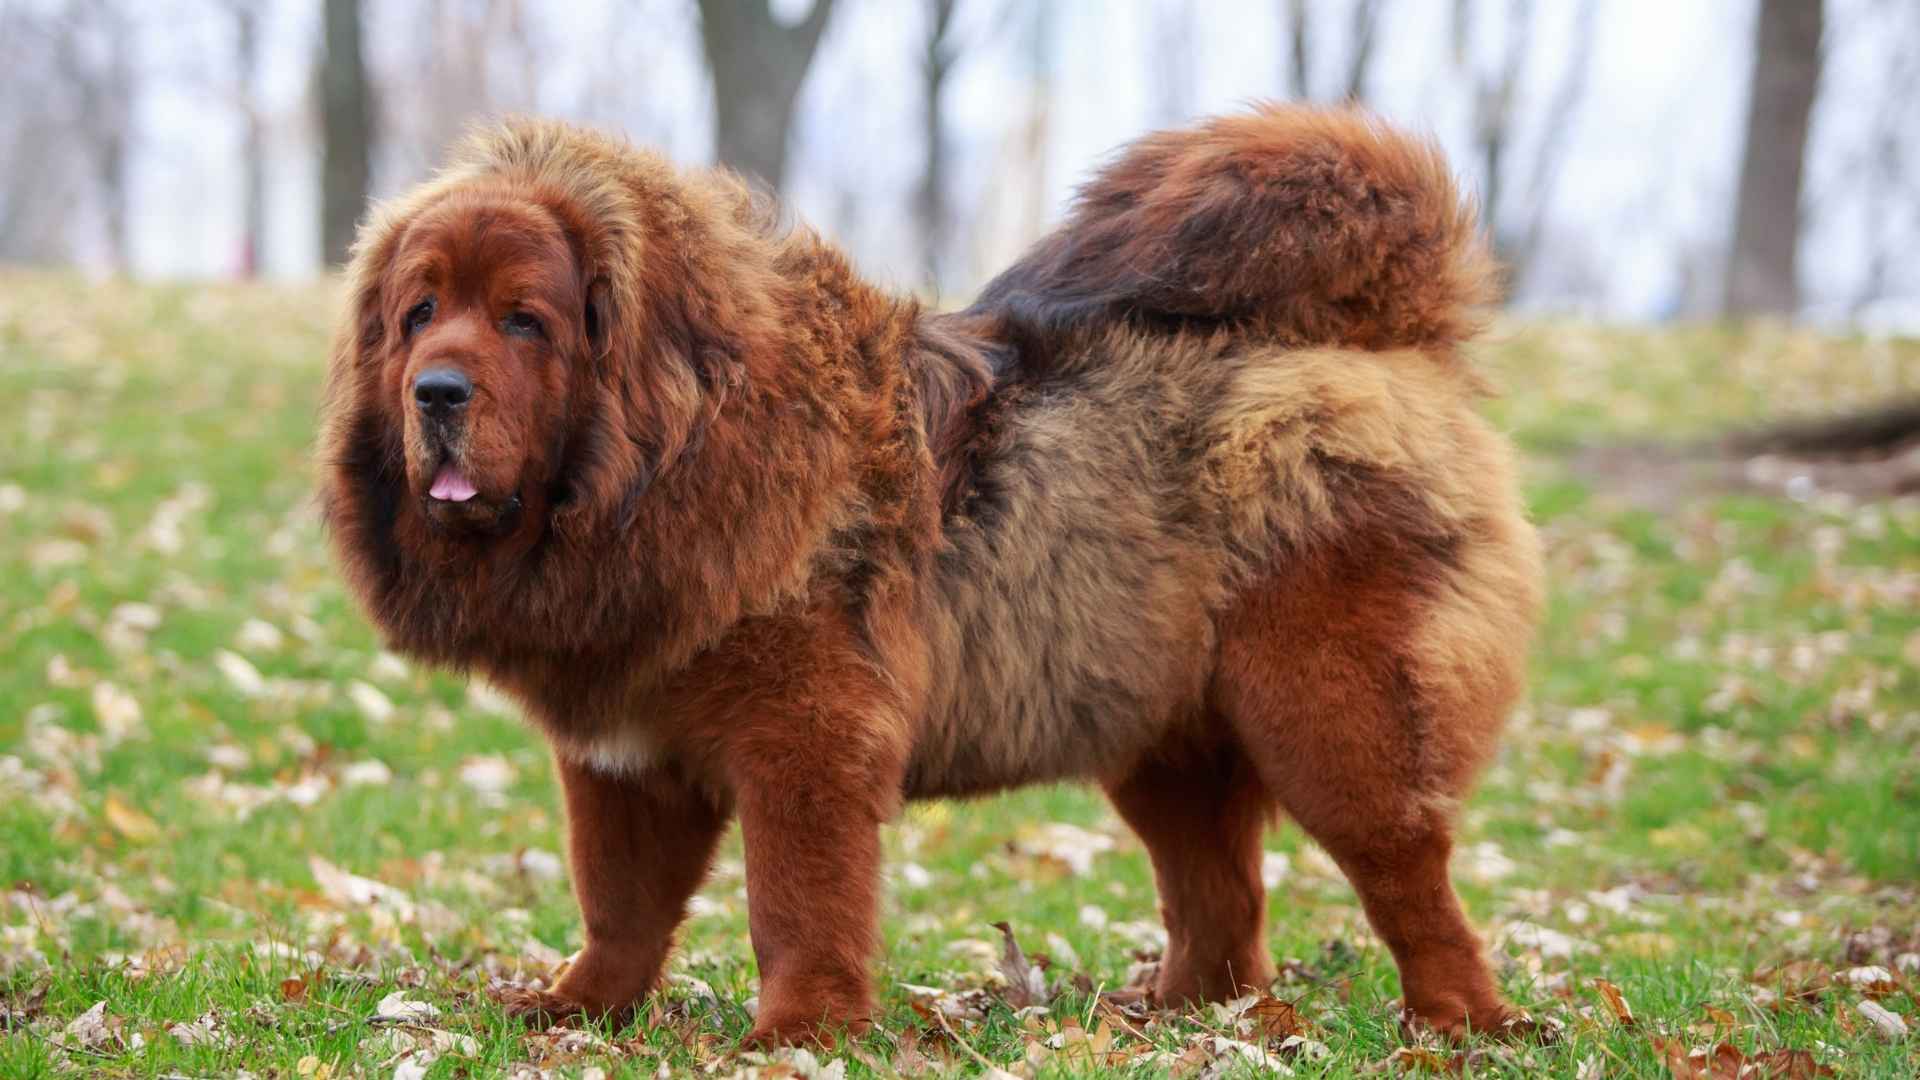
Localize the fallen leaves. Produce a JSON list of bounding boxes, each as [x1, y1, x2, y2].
[[1652, 1038, 1836, 1079], [88, 680, 142, 742], [1009, 822, 1115, 876], [309, 853, 416, 922], [166, 1009, 232, 1048], [101, 792, 162, 842], [459, 754, 517, 797]]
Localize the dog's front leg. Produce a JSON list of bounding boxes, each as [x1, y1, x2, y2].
[[726, 696, 907, 1048], [503, 753, 730, 1023]]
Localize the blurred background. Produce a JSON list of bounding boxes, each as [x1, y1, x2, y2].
[[2, 0, 1916, 328]]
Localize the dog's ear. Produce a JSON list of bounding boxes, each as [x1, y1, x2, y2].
[[556, 258, 708, 534], [316, 210, 411, 602], [577, 270, 612, 364]]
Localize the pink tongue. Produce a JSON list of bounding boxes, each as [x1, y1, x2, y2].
[[429, 465, 478, 502]]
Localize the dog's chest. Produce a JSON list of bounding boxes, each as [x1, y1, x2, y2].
[[556, 723, 665, 778]]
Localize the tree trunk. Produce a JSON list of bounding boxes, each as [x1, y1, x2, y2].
[[918, 0, 959, 294], [58, 0, 134, 273], [320, 0, 374, 269], [236, 2, 265, 278], [696, 0, 838, 190], [1284, 0, 1309, 99], [1723, 0, 1823, 317]]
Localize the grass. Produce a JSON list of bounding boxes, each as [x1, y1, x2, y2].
[[1, 270, 1917, 1076]]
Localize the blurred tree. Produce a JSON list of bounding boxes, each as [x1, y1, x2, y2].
[[417, 0, 538, 170], [229, 0, 266, 278], [1723, 0, 1823, 317], [53, 0, 137, 273], [1153, 0, 1196, 123], [1849, 3, 1915, 315], [919, 0, 960, 294], [0, 8, 79, 262], [1285, 0, 1309, 99], [320, 0, 374, 268], [697, 0, 838, 190], [1454, 0, 1596, 299], [964, 1, 1053, 288], [1280, 0, 1388, 103]]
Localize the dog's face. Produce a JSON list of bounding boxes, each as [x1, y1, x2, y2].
[[320, 125, 781, 658], [376, 193, 598, 537]]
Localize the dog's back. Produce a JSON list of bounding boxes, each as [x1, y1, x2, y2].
[[909, 106, 1535, 798]]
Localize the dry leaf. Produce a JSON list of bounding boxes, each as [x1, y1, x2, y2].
[[1837, 964, 1897, 995], [308, 854, 414, 919], [62, 1000, 115, 1049], [1700, 1005, 1737, 1028], [375, 991, 440, 1023], [1591, 977, 1636, 1026], [1245, 995, 1307, 1040], [992, 921, 1048, 1009], [167, 1010, 227, 1047], [1653, 1038, 1745, 1080], [346, 681, 394, 725], [1745, 1049, 1836, 1078], [103, 793, 161, 842], [1856, 999, 1908, 1040], [1384, 1045, 1454, 1073], [1011, 822, 1115, 875], [214, 650, 267, 697]]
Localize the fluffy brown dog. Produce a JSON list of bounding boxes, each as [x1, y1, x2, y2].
[[318, 104, 1543, 1047]]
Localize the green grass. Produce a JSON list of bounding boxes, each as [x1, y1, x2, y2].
[[2, 271, 1917, 1076]]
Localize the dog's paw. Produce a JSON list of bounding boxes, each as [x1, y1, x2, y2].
[[491, 986, 589, 1028], [740, 1012, 872, 1052], [1401, 1002, 1548, 1044], [739, 1019, 838, 1052]]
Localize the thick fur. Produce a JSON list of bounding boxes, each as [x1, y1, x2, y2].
[[317, 103, 1542, 1046]]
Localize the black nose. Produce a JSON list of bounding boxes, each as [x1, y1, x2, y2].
[[413, 368, 472, 418]]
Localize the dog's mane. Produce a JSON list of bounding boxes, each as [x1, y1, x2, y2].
[[318, 117, 1007, 676]]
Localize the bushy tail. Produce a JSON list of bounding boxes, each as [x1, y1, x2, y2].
[[971, 104, 1497, 353]]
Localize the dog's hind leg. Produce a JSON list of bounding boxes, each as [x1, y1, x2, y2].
[[1211, 541, 1533, 1038], [1104, 737, 1276, 1004]]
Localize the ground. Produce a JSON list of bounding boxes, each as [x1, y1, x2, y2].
[[1, 272, 1917, 1077]]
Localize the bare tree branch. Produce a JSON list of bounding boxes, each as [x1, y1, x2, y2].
[[1510, 0, 1597, 290], [1344, 0, 1385, 102]]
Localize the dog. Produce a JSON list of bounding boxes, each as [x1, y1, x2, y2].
[[317, 103, 1543, 1047]]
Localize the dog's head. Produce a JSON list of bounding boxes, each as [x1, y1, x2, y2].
[[317, 121, 791, 657]]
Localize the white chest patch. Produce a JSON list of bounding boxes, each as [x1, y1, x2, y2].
[[561, 725, 662, 778]]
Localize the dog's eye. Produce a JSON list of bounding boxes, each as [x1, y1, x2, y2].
[[502, 311, 545, 339], [404, 298, 435, 337]]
